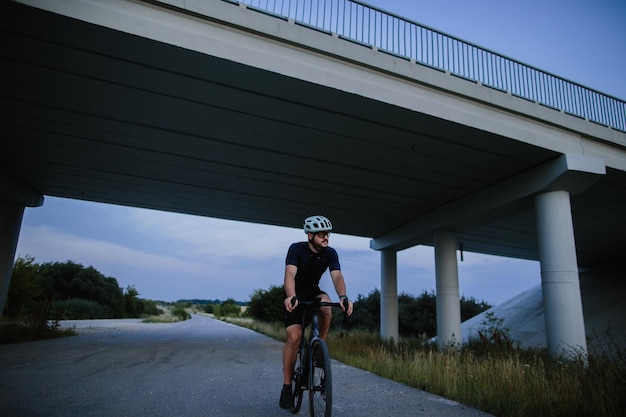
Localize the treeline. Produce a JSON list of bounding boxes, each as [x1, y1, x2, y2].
[[350, 289, 491, 339], [247, 285, 492, 339], [5, 255, 161, 320], [203, 298, 244, 317], [177, 298, 247, 306], [175, 298, 244, 318]]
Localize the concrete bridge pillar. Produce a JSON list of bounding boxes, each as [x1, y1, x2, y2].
[[434, 230, 461, 349], [535, 190, 588, 359], [0, 202, 26, 315], [0, 168, 44, 315], [380, 249, 398, 342]]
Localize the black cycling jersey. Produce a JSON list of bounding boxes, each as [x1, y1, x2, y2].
[[285, 242, 340, 300]]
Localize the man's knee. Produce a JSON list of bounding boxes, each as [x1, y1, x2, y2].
[[320, 306, 331, 321], [318, 293, 331, 302], [285, 325, 302, 347]]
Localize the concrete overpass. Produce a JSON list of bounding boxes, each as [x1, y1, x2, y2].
[[1, 0, 625, 358]]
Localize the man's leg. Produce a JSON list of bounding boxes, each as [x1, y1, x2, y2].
[[283, 324, 302, 384], [317, 293, 332, 339], [280, 324, 302, 408]]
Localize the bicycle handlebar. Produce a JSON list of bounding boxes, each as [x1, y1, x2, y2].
[[290, 297, 351, 329], [290, 297, 348, 310]]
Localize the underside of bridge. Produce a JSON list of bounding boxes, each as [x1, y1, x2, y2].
[[2, 0, 625, 268]]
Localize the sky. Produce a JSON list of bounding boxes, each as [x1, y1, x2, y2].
[[14, 0, 626, 305]]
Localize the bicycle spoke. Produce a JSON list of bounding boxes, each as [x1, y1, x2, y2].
[[309, 340, 332, 417], [291, 348, 304, 413], [291, 300, 345, 417]]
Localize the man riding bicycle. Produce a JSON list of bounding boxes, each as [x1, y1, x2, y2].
[[279, 215, 354, 409]]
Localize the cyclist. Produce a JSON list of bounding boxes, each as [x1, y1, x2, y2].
[[279, 215, 354, 409]]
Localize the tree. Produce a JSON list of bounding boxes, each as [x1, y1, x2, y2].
[[398, 290, 437, 339], [348, 289, 491, 339], [350, 289, 381, 332], [122, 285, 139, 317], [70, 266, 123, 316], [218, 298, 242, 317], [5, 255, 42, 317], [460, 296, 491, 322], [138, 298, 161, 316], [22, 259, 151, 319], [38, 260, 84, 301], [247, 285, 284, 322]]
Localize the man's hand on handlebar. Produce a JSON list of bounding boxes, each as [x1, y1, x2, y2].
[[284, 295, 298, 312], [339, 296, 354, 316]]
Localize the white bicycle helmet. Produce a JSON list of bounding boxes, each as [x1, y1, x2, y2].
[[303, 215, 333, 234]]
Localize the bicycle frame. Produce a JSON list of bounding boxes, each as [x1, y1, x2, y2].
[[297, 300, 343, 369], [291, 298, 347, 416], [299, 303, 329, 384]]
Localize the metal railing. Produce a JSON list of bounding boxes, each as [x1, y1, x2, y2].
[[227, 0, 625, 132]]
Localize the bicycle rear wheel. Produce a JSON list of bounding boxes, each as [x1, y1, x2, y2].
[[291, 348, 304, 414], [309, 339, 332, 417]]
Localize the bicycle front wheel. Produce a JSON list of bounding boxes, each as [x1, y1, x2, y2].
[[291, 347, 304, 414], [309, 339, 332, 417]]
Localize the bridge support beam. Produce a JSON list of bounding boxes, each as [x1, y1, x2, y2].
[[0, 202, 26, 315], [380, 249, 398, 342], [535, 190, 588, 359], [0, 168, 44, 315], [434, 230, 461, 349]]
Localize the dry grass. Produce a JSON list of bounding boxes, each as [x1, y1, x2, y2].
[[227, 318, 626, 417], [329, 331, 626, 417]]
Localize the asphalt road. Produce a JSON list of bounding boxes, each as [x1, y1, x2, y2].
[[0, 315, 494, 417]]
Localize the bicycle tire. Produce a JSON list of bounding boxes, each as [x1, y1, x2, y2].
[[309, 338, 332, 417], [291, 347, 304, 414]]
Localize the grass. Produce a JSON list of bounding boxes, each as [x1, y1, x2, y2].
[[224, 318, 626, 417], [4, 310, 623, 416], [142, 315, 183, 323], [0, 319, 77, 344], [143, 304, 192, 323], [0, 304, 189, 342]]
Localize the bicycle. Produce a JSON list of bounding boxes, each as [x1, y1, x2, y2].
[[289, 297, 348, 417]]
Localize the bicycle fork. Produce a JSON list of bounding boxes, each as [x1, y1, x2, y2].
[[299, 316, 321, 391]]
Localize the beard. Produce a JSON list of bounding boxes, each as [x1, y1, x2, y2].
[[308, 237, 327, 252]]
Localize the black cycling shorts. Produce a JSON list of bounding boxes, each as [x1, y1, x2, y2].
[[283, 291, 327, 328]]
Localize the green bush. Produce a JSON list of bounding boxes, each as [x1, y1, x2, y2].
[[349, 289, 380, 332], [138, 299, 162, 316], [171, 305, 191, 321], [218, 298, 241, 317], [4, 255, 42, 318], [350, 290, 491, 339], [7, 256, 163, 321], [53, 298, 114, 319], [247, 285, 284, 322], [0, 301, 76, 344], [245, 285, 491, 337], [468, 311, 518, 354]]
